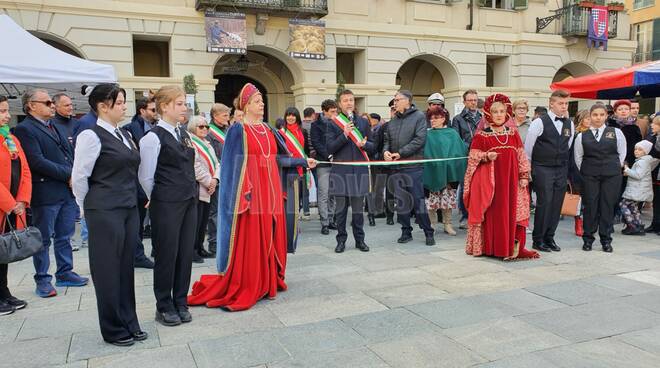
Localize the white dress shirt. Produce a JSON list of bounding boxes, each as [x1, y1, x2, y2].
[[573, 125, 627, 170], [138, 120, 180, 200], [72, 118, 132, 209], [524, 110, 575, 161]]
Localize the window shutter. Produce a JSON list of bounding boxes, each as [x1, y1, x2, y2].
[[513, 0, 528, 10], [476, 0, 487, 7]]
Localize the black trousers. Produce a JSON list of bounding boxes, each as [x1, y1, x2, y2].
[[151, 198, 197, 313], [134, 195, 149, 262], [0, 214, 15, 299], [390, 168, 434, 237], [335, 196, 365, 243], [86, 207, 140, 342], [206, 191, 219, 253], [194, 200, 211, 254], [651, 183, 660, 228], [367, 168, 387, 216], [582, 174, 622, 245], [532, 165, 568, 243]]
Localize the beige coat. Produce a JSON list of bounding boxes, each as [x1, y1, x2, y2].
[[193, 138, 220, 203]]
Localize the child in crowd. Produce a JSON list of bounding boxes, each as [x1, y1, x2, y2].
[[645, 117, 660, 235], [620, 140, 660, 235]]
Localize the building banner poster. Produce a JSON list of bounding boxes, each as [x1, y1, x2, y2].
[[205, 10, 247, 54], [288, 19, 326, 60], [587, 6, 608, 51]]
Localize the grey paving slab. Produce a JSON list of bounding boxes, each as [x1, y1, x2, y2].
[[443, 317, 570, 361], [269, 347, 390, 368], [406, 295, 523, 329], [364, 282, 450, 308], [0, 318, 23, 344], [189, 330, 290, 368], [524, 279, 627, 306], [67, 322, 160, 362], [268, 278, 344, 303], [581, 275, 660, 295], [481, 289, 568, 314], [329, 267, 437, 292], [17, 309, 99, 340], [615, 325, 660, 356], [368, 332, 487, 368], [0, 336, 70, 368], [88, 344, 196, 368], [619, 290, 660, 314], [274, 319, 366, 356], [267, 292, 388, 326], [342, 308, 442, 344], [532, 338, 660, 368], [517, 299, 660, 342], [636, 250, 660, 260]]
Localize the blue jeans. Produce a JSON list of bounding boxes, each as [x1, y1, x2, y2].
[[80, 217, 89, 242], [32, 198, 77, 284]]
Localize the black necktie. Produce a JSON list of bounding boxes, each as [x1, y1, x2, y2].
[[114, 128, 124, 142], [175, 126, 183, 143], [593, 129, 599, 140], [555, 116, 565, 123]]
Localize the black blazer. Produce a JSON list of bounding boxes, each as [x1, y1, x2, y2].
[[14, 115, 74, 206], [310, 115, 332, 167]]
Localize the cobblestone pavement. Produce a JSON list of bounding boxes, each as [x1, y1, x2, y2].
[[3, 213, 660, 368]]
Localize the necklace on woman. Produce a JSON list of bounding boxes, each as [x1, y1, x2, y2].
[[492, 126, 509, 145], [247, 121, 267, 135], [247, 124, 271, 159]]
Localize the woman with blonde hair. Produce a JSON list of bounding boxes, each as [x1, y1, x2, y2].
[[511, 99, 531, 143], [139, 85, 198, 327]]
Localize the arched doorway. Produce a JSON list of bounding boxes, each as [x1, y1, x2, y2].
[[213, 49, 297, 123], [396, 54, 459, 107], [214, 75, 268, 120], [553, 62, 596, 116]]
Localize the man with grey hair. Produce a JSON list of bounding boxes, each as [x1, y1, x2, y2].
[[383, 90, 435, 246], [14, 89, 88, 298], [51, 93, 80, 146]]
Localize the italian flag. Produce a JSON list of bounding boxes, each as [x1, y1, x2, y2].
[[190, 135, 219, 176], [209, 124, 226, 143], [331, 113, 369, 161], [280, 128, 315, 189]]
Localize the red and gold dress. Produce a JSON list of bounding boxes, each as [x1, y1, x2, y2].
[[463, 127, 538, 260], [187, 124, 288, 311]]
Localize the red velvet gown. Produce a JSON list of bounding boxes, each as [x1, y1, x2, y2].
[[464, 127, 538, 259], [187, 126, 288, 311]]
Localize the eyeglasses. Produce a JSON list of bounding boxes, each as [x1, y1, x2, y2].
[[148, 108, 156, 113], [32, 100, 53, 107], [197, 125, 209, 129]]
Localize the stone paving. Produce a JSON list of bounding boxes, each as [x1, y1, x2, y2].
[[3, 213, 660, 368]]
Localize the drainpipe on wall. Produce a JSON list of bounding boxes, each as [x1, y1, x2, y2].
[[467, 0, 474, 30]]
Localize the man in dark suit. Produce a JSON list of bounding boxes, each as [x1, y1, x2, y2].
[[14, 89, 88, 298], [51, 93, 80, 147], [326, 90, 375, 253], [311, 100, 338, 235], [122, 97, 157, 268]]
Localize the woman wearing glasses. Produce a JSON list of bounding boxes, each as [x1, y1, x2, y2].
[[187, 116, 220, 263]]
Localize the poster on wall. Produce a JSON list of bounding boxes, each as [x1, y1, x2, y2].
[[205, 10, 247, 54], [288, 19, 326, 60]]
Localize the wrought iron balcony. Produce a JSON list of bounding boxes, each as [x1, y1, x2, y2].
[[195, 0, 328, 17], [536, 2, 620, 38]]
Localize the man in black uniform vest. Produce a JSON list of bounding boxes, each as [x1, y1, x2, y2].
[[524, 90, 574, 252]]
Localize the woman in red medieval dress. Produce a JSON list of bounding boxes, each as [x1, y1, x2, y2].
[[187, 83, 289, 310], [464, 94, 539, 260]]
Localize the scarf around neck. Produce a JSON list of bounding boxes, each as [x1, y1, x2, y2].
[[0, 125, 17, 158]]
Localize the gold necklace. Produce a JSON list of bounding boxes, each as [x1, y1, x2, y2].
[[492, 126, 509, 145], [247, 124, 271, 159]]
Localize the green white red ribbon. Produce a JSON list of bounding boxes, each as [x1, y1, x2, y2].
[[279, 128, 315, 189], [209, 124, 226, 143], [331, 113, 370, 161], [319, 157, 467, 166], [190, 135, 219, 176]]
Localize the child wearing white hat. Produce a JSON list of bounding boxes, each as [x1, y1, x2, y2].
[[620, 140, 660, 235]]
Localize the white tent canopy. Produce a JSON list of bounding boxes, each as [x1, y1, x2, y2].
[[0, 14, 116, 114]]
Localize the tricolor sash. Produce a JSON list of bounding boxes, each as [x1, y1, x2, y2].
[[190, 135, 219, 176], [209, 124, 226, 144], [279, 128, 314, 189], [331, 113, 369, 161]]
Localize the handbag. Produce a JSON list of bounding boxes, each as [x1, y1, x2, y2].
[[0, 214, 43, 264], [561, 183, 582, 217]]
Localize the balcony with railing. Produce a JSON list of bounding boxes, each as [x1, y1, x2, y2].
[[195, 0, 328, 17], [536, 1, 623, 38]]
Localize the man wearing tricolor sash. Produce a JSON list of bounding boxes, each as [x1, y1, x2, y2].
[[327, 90, 375, 254], [384, 90, 435, 246], [205, 103, 230, 256]]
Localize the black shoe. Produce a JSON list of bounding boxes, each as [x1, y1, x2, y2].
[[108, 336, 134, 347], [386, 217, 395, 225], [155, 311, 182, 327], [143, 225, 151, 239], [532, 242, 551, 252], [630, 225, 647, 236], [321, 226, 329, 235], [397, 234, 413, 244], [3, 296, 27, 310], [192, 253, 204, 264], [425, 236, 436, 246], [374, 213, 386, 219], [356, 241, 370, 252], [177, 306, 192, 323], [199, 249, 214, 258], [208, 245, 217, 256], [622, 225, 635, 235], [0, 300, 15, 316], [328, 222, 338, 230], [582, 242, 593, 251], [335, 242, 346, 253], [602, 243, 613, 253], [545, 240, 561, 252], [645, 224, 659, 233], [368, 215, 376, 227], [134, 258, 155, 269], [132, 330, 148, 341]]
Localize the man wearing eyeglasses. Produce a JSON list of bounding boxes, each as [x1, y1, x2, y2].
[[14, 89, 89, 298]]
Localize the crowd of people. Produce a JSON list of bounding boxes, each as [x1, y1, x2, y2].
[[0, 80, 659, 349]]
